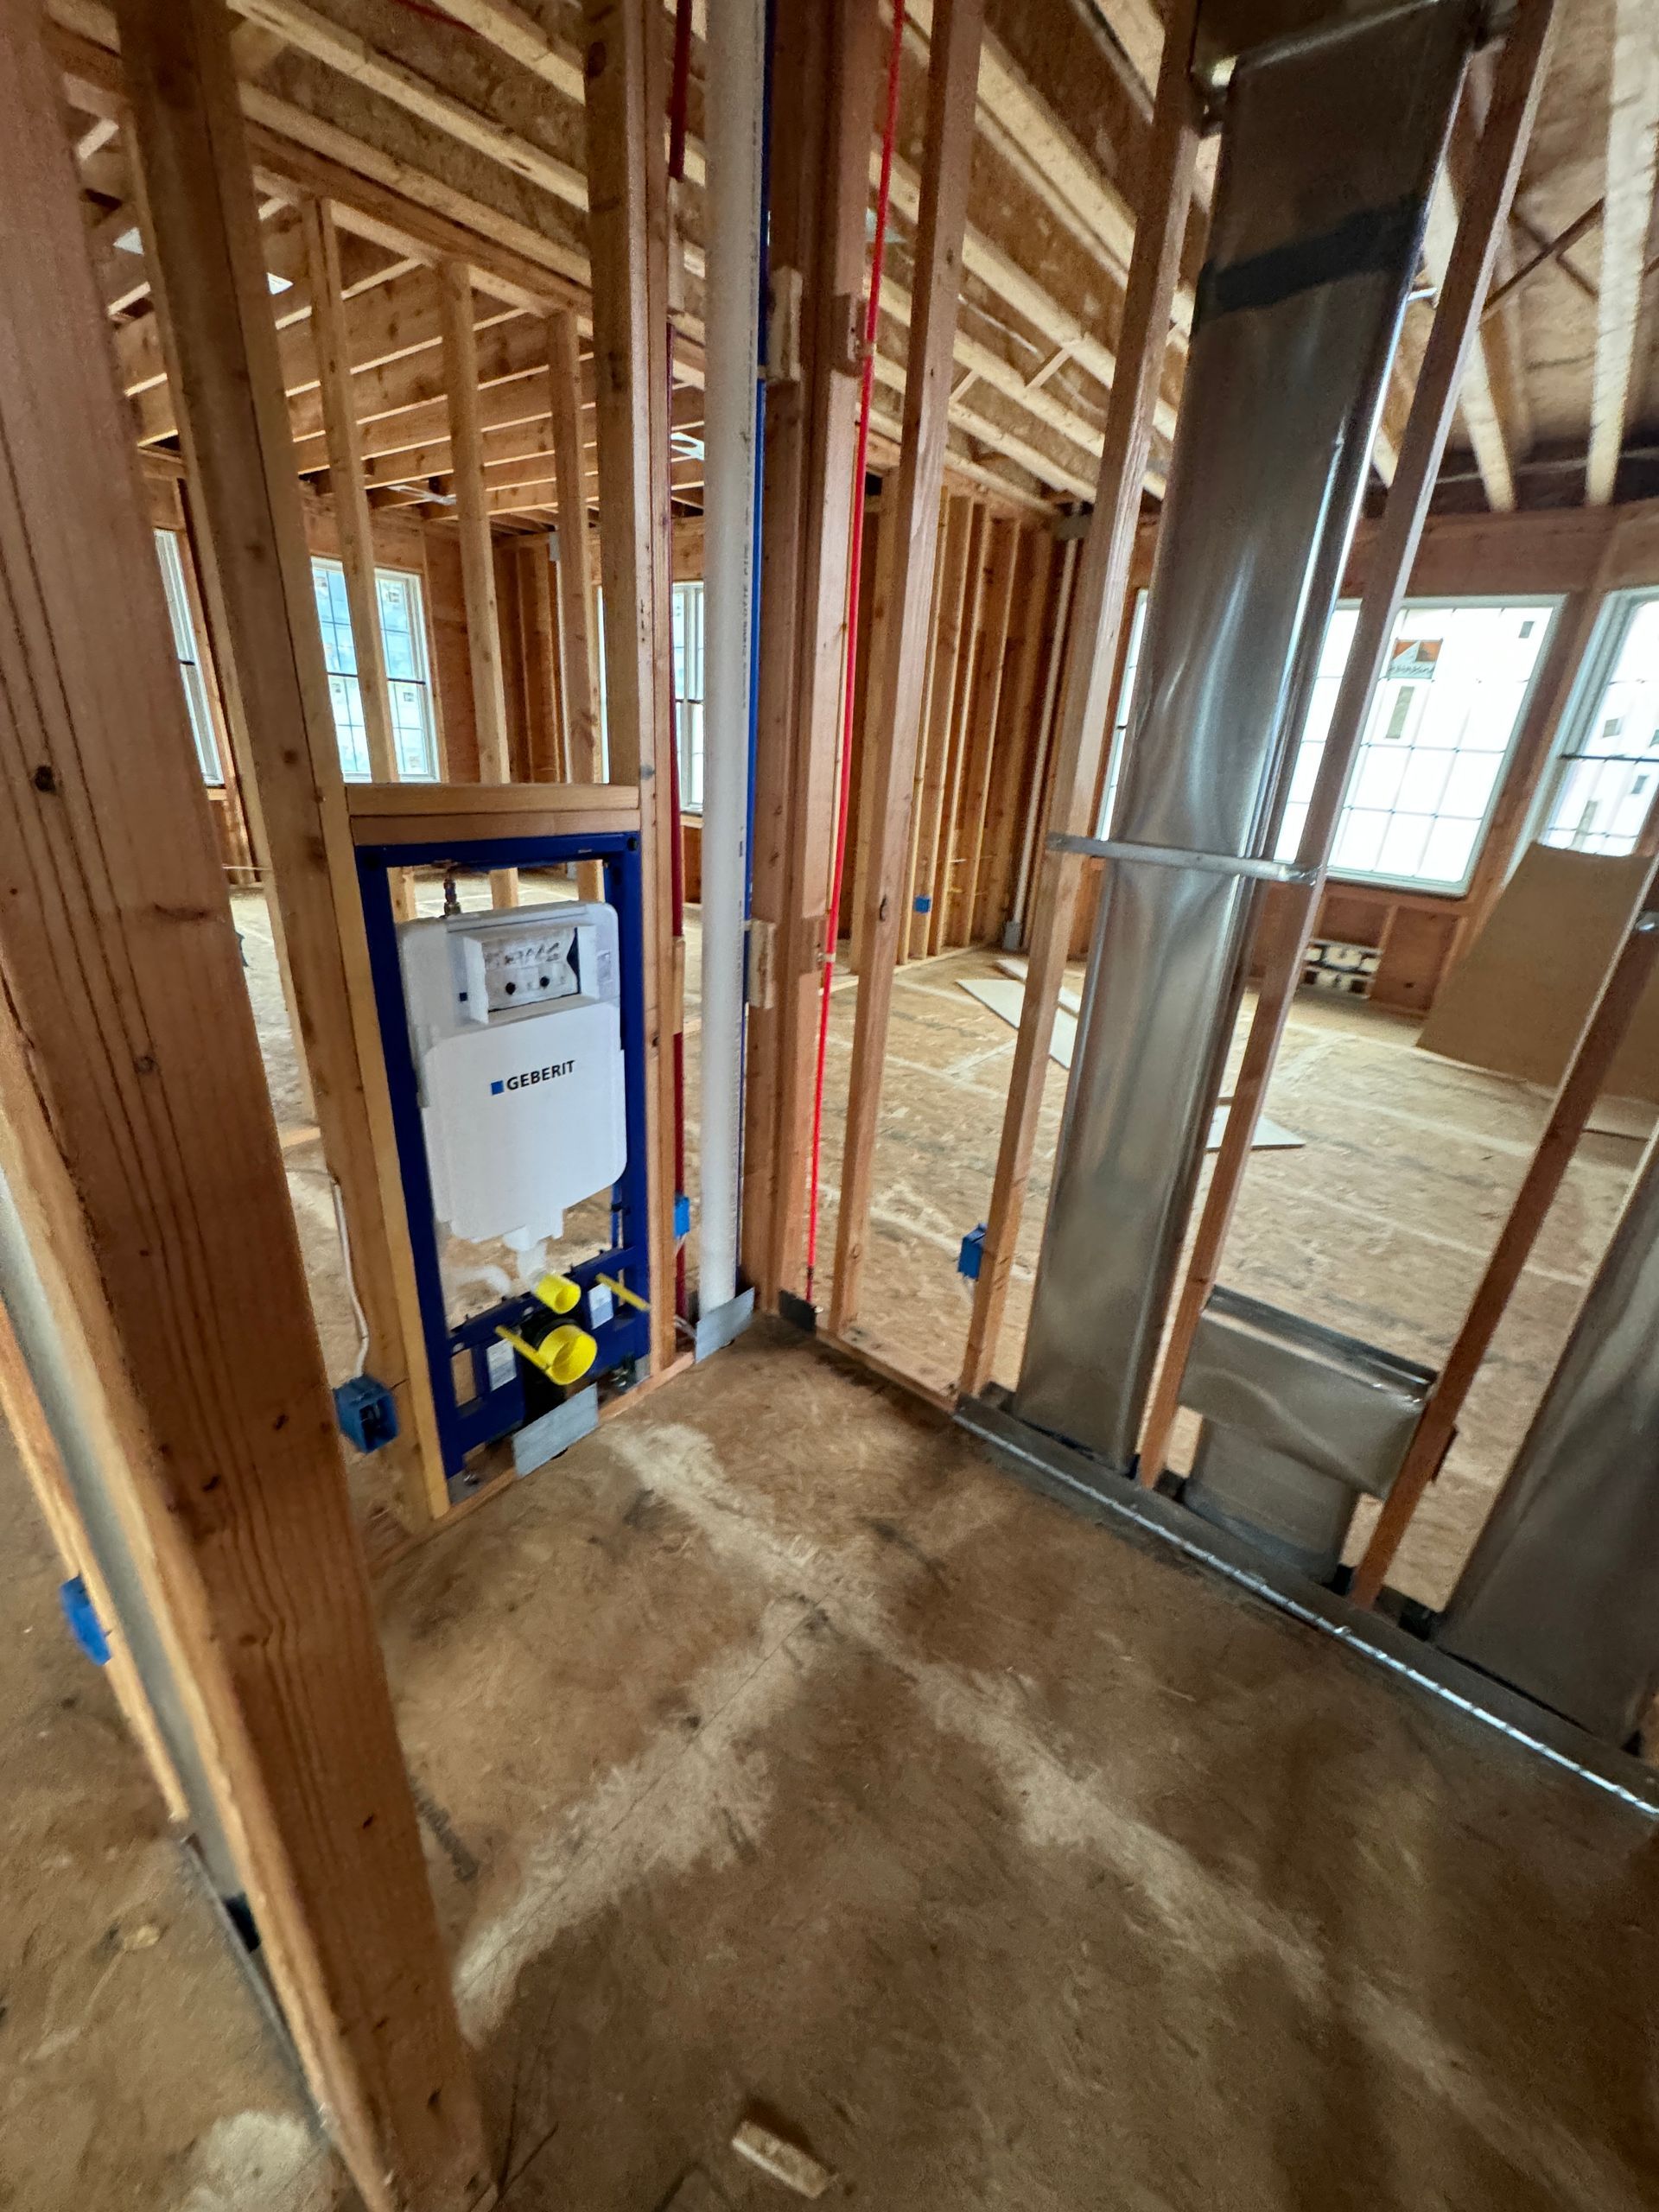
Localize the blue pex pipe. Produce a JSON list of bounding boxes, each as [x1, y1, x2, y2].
[[737, 0, 774, 1208]]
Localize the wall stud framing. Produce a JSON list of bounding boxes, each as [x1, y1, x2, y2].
[[548, 303, 604, 899], [582, 0, 677, 1367], [120, 0, 447, 1520], [440, 256, 519, 906], [906, 494, 974, 960], [1352, 847, 1659, 1604], [0, 8, 489, 2201], [958, 0, 1201, 1396], [951, 515, 1020, 943], [928, 503, 990, 955], [302, 192, 417, 921], [830, 0, 987, 1335], [742, 0, 881, 1304]]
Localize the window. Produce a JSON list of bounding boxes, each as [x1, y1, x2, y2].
[[1538, 591, 1659, 855], [154, 530, 223, 785], [671, 579, 705, 811], [1104, 594, 1556, 893], [377, 569, 442, 780], [1097, 588, 1147, 836], [1276, 601, 1554, 891], [311, 557, 440, 781]]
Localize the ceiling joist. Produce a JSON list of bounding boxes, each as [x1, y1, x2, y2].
[[1586, 0, 1659, 505]]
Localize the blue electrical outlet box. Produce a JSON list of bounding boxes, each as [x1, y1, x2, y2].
[[674, 1192, 691, 1238], [334, 1374, 400, 1453], [958, 1224, 986, 1281], [914, 893, 932, 914]]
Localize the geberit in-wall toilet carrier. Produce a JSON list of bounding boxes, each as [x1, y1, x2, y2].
[[398, 901, 626, 1255]]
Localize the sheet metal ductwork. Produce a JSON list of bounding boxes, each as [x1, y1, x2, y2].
[[1433, 1122, 1659, 1744], [1014, 1, 1472, 1468]]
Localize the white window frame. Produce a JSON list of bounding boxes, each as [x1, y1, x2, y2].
[[1529, 588, 1659, 858], [310, 556, 441, 782], [671, 578, 705, 813], [1101, 589, 1561, 898], [1286, 594, 1562, 898], [154, 529, 224, 785]]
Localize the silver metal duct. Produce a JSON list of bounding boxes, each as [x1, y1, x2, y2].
[[1014, 0, 1471, 1466], [1433, 1125, 1659, 1744], [1182, 1287, 1434, 1580], [0, 1164, 238, 1891]]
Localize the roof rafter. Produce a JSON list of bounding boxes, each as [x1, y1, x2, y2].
[[1586, 0, 1659, 505]]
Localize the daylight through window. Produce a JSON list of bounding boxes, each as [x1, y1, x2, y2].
[[311, 557, 440, 781], [154, 530, 224, 785], [1103, 594, 1556, 893], [1538, 591, 1659, 855]]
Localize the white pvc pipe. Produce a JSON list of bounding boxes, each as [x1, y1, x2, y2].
[[697, 0, 764, 1318]]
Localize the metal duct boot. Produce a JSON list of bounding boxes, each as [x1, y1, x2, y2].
[[1179, 1288, 1434, 1582], [1013, 1, 1471, 1469]]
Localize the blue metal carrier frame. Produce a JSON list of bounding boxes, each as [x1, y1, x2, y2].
[[356, 830, 652, 1484]]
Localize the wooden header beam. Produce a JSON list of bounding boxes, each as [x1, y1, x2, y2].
[[0, 7, 488, 2205], [346, 780, 640, 846]]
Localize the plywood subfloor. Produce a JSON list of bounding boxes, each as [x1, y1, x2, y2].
[[384, 1328, 1657, 2211], [0, 1427, 341, 2211], [6, 1287, 1657, 2204]]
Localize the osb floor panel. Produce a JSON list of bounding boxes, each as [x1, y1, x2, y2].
[[5, 1309, 1657, 2206], [379, 1328, 1658, 2211]]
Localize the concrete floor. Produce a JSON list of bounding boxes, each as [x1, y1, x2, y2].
[[4, 887, 1657, 2209]]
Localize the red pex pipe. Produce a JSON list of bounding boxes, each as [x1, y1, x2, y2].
[[803, 0, 907, 1300]]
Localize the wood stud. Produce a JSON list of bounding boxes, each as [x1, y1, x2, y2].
[[830, 0, 987, 1336], [9, 6, 487, 2203], [958, 0, 1202, 1397]]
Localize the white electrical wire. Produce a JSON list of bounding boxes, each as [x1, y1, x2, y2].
[[329, 1173, 372, 1381], [283, 1160, 372, 1383]]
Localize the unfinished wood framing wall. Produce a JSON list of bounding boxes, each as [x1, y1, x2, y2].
[[838, 488, 1076, 966], [0, 8, 490, 2206], [22, 0, 688, 1556]]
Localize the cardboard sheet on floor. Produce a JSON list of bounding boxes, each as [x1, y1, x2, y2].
[[957, 975, 1302, 1152], [1416, 844, 1659, 1105], [963, 975, 1078, 1065]]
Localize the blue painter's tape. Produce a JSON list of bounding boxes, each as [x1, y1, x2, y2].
[[60, 1576, 111, 1667]]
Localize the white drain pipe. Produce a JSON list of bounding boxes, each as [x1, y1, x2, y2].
[[697, 0, 764, 1325]]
